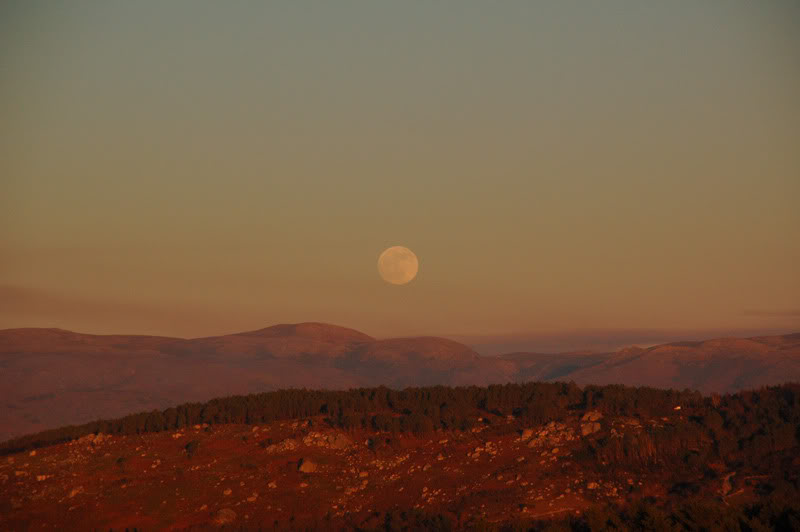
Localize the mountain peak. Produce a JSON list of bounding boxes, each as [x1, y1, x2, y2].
[[233, 322, 374, 344]]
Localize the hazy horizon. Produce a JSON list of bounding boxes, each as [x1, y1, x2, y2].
[[0, 313, 796, 357], [2, 1, 798, 338]]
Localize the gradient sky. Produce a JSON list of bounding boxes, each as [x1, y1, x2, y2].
[[1, 1, 798, 339]]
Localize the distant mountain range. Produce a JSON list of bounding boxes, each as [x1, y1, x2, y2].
[[1, 323, 798, 441]]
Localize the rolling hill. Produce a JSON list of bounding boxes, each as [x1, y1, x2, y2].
[[1, 324, 798, 442]]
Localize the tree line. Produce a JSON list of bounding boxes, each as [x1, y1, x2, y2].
[[2, 381, 799, 474]]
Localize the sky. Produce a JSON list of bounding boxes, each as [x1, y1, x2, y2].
[[1, 1, 799, 341]]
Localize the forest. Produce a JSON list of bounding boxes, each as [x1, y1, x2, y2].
[[2, 381, 798, 472], [324, 496, 800, 532]]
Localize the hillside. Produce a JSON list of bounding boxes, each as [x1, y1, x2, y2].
[[1, 324, 798, 442], [1, 382, 799, 530], [557, 334, 800, 392]]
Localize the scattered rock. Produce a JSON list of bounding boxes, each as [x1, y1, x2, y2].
[[213, 508, 237, 525], [68, 486, 83, 498], [246, 492, 258, 502], [268, 481, 277, 489], [29, 450, 37, 457], [527, 422, 575, 448], [520, 429, 534, 441], [358, 471, 369, 478], [223, 488, 232, 496], [264, 438, 299, 454], [587, 482, 599, 490]]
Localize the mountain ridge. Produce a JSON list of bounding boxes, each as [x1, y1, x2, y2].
[[0, 323, 798, 442]]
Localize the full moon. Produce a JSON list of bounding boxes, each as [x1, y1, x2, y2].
[[378, 246, 419, 285]]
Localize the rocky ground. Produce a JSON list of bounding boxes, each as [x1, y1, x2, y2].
[[0, 408, 761, 530]]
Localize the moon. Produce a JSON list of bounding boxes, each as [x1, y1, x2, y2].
[[378, 246, 419, 285]]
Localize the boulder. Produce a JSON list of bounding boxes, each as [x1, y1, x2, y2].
[[213, 508, 237, 525], [581, 411, 603, 422], [327, 433, 352, 450], [298, 458, 317, 473], [580, 422, 601, 436], [520, 429, 534, 441]]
